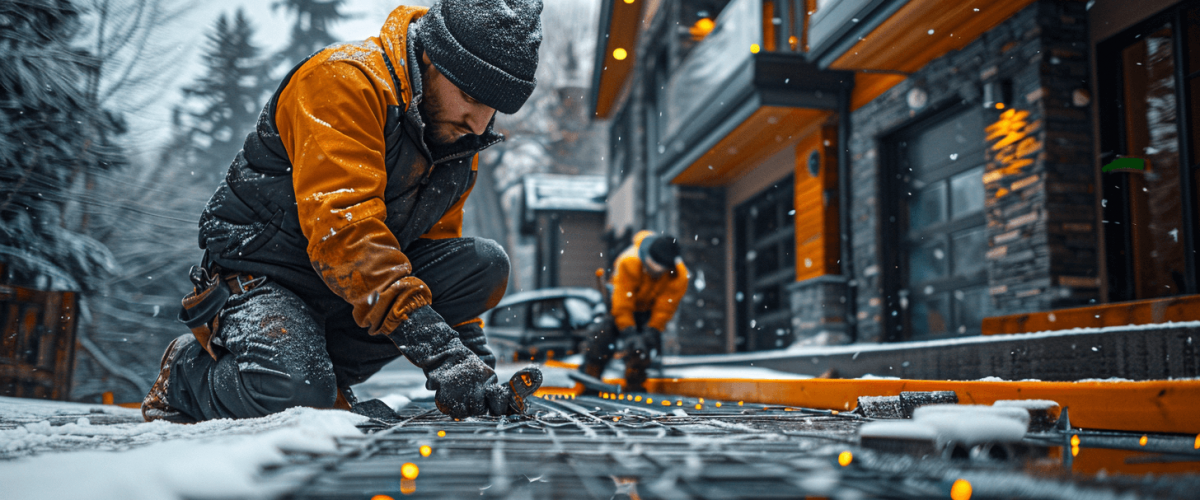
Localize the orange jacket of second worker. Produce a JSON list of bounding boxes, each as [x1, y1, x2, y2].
[[610, 230, 689, 332]]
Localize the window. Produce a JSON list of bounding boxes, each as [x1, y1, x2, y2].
[[887, 107, 988, 340], [530, 299, 567, 330], [488, 303, 527, 328], [1098, 4, 1200, 301], [735, 176, 795, 351]]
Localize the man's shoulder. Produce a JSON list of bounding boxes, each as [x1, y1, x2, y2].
[[288, 39, 406, 103]]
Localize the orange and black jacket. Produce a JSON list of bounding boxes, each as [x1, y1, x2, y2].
[[610, 231, 689, 333], [198, 6, 498, 336]]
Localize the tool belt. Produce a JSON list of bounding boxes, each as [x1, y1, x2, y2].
[[178, 264, 266, 361]]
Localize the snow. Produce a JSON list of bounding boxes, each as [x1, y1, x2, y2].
[[858, 421, 939, 441], [0, 398, 367, 500], [664, 320, 1200, 366], [993, 399, 1059, 411], [910, 404, 1030, 446]]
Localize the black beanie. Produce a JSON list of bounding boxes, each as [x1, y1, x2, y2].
[[645, 235, 681, 268], [418, 0, 543, 114]]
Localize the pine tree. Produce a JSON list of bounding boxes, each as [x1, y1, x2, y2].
[[0, 0, 124, 291], [176, 9, 268, 183], [273, 0, 347, 69]]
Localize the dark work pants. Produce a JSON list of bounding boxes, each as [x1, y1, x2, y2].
[[579, 311, 658, 391], [167, 237, 509, 421]]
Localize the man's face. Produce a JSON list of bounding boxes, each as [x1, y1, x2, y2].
[[644, 257, 667, 277], [420, 52, 496, 145]]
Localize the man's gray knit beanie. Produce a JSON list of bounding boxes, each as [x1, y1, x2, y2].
[[419, 0, 543, 114]]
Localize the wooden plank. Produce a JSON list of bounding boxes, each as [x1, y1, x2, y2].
[[647, 377, 1200, 434], [983, 294, 1200, 335]]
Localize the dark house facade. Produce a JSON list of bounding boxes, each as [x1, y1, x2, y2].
[[591, 0, 1200, 354]]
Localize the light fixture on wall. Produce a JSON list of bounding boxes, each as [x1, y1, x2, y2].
[[983, 79, 1013, 109]]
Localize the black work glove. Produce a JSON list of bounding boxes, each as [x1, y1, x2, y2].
[[388, 306, 496, 419], [455, 322, 496, 369], [619, 326, 639, 338]]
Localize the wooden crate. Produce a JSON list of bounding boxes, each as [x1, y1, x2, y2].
[[0, 279, 79, 400]]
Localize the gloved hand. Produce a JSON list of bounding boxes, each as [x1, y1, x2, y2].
[[455, 322, 496, 369], [619, 326, 639, 338], [388, 306, 497, 419]]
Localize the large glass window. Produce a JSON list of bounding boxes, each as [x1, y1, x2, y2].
[[735, 177, 795, 350], [1098, 4, 1200, 301], [890, 107, 989, 340]]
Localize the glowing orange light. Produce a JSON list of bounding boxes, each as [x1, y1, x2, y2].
[[437, 430, 446, 438], [788, 35, 799, 50], [689, 18, 715, 40], [613, 417, 620, 422], [950, 479, 972, 500], [1071, 445, 1080, 457], [613, 48, 628, 61], [400, 478, 416, 495], [676, 401, 683, 406], [699, 398, 705, 404], [995, 102, 1005, 109], [1195, 434, 1199, 449], [750, 44, 761, 54], [623, 0, 635, 4], [1139, 435, 1148, 446], [715, 402, 722, 407], [401, 463, 420, 480], [831, 410, 838, 415], [372, 495, 395, 500], [837, 451, 852, 466], [1070, 435, 1080, 447], [419, 445, 432, 457], [662, 400, 671, 406], [646, 398, 653, 404], [738, 401, 744, 406], [635, 396, 642, 402], [695, 404, 702, 410]]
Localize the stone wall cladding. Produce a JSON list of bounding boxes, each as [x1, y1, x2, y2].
[[847, 0, 1097, 342], [788, 275, 850, 345], [665, 185, 727, 355]]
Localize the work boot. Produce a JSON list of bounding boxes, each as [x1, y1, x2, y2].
[[142, 334, 198, 423]]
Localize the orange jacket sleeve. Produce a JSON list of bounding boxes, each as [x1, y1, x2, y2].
[[277, 53, 431, 337], [647, 262, 689, 332], [609, 254, 641, 330], [420, 155, 477, 240]]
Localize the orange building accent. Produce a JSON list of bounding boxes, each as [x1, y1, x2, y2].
[[793, 126, 840, 282], [671, 107, 830, 187], [983, 294, 1200, 335], [593, 0, 644, 118]]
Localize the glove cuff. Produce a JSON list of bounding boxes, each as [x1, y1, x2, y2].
[[386, 305, 463, 368]]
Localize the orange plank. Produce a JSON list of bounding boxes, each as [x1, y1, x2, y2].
[[982, 294, 1200, 335], [645, 377, 1200, 434]]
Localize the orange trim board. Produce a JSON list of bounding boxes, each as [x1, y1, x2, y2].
[[642, 377, 1200, 435]]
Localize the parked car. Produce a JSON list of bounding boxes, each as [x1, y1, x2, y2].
[[481, 287, 604, 362]]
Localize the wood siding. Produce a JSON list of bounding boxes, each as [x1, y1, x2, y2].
[[794, 125, 840, 282]]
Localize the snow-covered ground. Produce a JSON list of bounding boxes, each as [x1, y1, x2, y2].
[[0, 397, 367, 500]]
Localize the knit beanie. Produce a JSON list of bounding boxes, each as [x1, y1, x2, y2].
[[418, 0, 543, 114], [643, 235, 682, 268]]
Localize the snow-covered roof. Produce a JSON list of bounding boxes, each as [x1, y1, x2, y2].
[[522, 174, 606, 213]]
